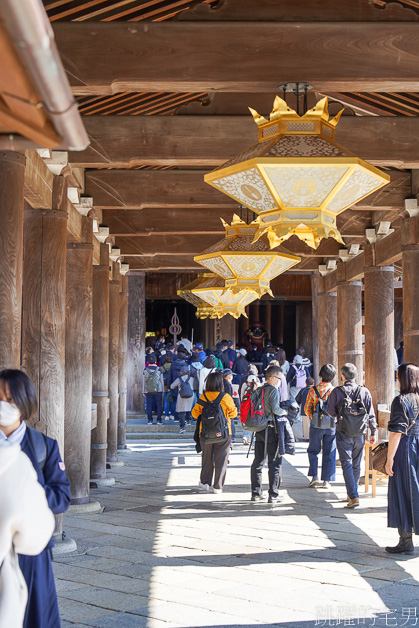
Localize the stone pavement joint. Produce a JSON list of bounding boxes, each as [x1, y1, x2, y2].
[[55, 440, 419, 627]]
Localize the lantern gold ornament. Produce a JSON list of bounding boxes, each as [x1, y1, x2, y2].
[[191, 273, 257, 319], [194, 215, 300, 297], [195, 305, 218, 320], [204, 97, 390, 249]]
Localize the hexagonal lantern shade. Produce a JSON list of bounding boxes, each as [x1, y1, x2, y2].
[[194, 215, 300, 297], [191, 274, 257, 319], [195, 305, 218, 320], [177, 275, 211, 309], [204, 97, 390, 249]]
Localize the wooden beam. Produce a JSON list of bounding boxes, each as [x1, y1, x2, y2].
[[88, 169, 409, 211], [346, 252, 365, 282], [54, 22, 419, 95], [24, 150, 53, 209], [71, 116, 419, 169], [375, 229, 402, 266]]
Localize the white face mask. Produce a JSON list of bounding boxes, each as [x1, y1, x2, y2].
[[0, 401, 21, 426]]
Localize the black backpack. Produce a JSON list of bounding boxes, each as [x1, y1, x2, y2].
[[179, 376, 194, 399], [311, 387, 335, 429], [280, 400, 299, 425], [337, 386, 369, 437], [200, 392, 229, 443], [27, 427, 47, 475]]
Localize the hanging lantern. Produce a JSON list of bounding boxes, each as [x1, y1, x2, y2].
[[177, 275, 211, 309], [191, 273, 257, 319], [195, 305, 218, 319], [194, 215, 300, 297], [204, 97, 390, 249]]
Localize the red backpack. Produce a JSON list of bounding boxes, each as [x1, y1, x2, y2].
[[239, 387, 268, 432]]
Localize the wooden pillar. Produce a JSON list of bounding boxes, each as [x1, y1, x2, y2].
[[402, 217, 419, 364], [318, 286, 338, 384], [364, 265, 395, 410], [91, 244, 110, 479], [394, 301, 404, 351], [64, 217, 93, 505], [0, 152, 25, 370], [238, 311, 248, 348], [271, 302, 284, 346], [296, 302, 313, 358], [337, 281, 363, 378], [22, 176, 68, 542], [127, 271, 145, 414], [311, 274, 319, 383], [260, 301, 272, 340], [118, 274, 129, 449], [107, 263, 120, 462], [248, 302, 260, 324]]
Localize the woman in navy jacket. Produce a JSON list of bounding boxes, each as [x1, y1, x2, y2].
[[0, 369, 71, 628]]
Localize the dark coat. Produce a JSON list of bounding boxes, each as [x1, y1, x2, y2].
[[327, 380, 377, 435], [19, 430, 71, 628], [168, 359, 188, 392], [232, 356, 249, 378], [214, 350, 229, 370]]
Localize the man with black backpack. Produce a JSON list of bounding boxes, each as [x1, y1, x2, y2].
[[327, 363, 377, 508], [143, 355, 164, 425], [250, 365, 290, 504]]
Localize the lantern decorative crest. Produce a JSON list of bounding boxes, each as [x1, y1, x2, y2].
[[204, 96, 390, 249], [194, 215, 300, 297], [191, 273, 257, 319]]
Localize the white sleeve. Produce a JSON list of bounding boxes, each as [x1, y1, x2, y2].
[[12, 451, 55, 556]]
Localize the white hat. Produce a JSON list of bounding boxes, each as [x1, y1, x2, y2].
[[238, 348, 247, 356], [247, 374, 258, 383]]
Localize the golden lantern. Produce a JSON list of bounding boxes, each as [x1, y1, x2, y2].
[[191, 273, 257, 319], [195, 305, 218, 320], [194, 215, 300, 297], [204, 97, 390, 249], [177, 275, 210, 309]]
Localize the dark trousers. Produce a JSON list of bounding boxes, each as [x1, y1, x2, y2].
[[146, 392, 163, 423], [200, 436, 232, 489], [307, 426, 336, 481], [336, 431, 365, 499], [251, 425, 282, 498], [178, 411, 191, 429]]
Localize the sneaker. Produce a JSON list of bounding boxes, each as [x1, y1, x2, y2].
[[242, 437, 249, 445], [165, 415, 170, 421], [147, 421, 153, 425], [198, 482, 209, 492], [169, 415, 174, 420], [268, 495, 284, 504], [345, 497, 360, 509], [251, 494, 265, 502], [321, 481, 331, 489], [157, 420, 163, 425], [309, 478, 321, 488], [179, 428, 185, 434], [211, 487, 222, 494]]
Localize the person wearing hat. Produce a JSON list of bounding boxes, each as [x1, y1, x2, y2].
[[233, 348, 249, 381], [225, 340, 237, 368], [193, 343, 207, 364], [170, 365, 195, 433], [223, 369, 238, 442], [286, 354, 309, 402]]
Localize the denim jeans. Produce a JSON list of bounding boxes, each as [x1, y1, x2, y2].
[[336, 431, 365, 499], [307, 425, 336, 481], [178, 412, 191, 429], [146, 392, 163, 423], [164, 392, 176, 417]]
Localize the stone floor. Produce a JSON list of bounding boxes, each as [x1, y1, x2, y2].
[[55, 439, 419, 628]]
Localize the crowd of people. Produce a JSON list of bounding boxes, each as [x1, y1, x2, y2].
[[144, 333, 419, 556]]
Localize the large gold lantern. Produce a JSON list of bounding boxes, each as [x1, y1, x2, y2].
[[194, 215, 300, 297], [204, 97, 390, 249], [191, 274, 257, 319]]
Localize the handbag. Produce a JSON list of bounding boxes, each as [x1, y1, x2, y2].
[[371, 397, 418, 474]]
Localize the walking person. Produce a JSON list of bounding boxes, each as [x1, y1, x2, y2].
[[296, 377, 314, 440], [170, 365, 195, 433], [0, 369, 71, 628], [275, 348, 290, 376], [250, 365, 291, 504], [304, 364, 337, 489], [192, 372, 237, 493], [161, 354, 175, 420], [240, 374, 261, 445], [327, 363, 376, 508], [198, 356, 217, 395], [286, 354, 308, 401], [143, 355, 164, 424], [385, 362, 419, 555]]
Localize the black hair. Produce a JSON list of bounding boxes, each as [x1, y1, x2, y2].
[[0, 369, 38, 421], [319, 363, 336, 383], [204, 356, 216, 369], [204, 372, 224, 393], [398, 363, 419, 398], [265, 365, 282, 380], [306, 377, 315, 387], [148, 355, 157, 364]]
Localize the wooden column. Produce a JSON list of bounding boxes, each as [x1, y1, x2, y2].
[[248, 302, 260, 325], [91, 244, 110, 479], [318, 287, 338, 384], [64, 217, 93, 505], [296, 302, 313, 357], [107, 263, 120, 462], [127, 271, 146, 414], [364, 265, 395, 410], [402, 234, 419, 365], [0, 152, 25, 370], [260, 301, 272, 341], [394, 301, 404, 351], [271, 302, 284, 346], [118, 274, 129, 449], [22, 176, 68, 542], [337, 281, 363, 378], [311, 274, 320, 383], [238, 312, 248, 348]]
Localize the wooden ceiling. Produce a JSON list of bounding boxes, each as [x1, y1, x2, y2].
[[42, 0, 419, 276]]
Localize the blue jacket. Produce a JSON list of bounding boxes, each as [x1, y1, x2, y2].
[[19, 430, 70, 628], [168, 359, 188, 389]]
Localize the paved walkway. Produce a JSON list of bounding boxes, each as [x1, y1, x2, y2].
[[55, 440, 419, 628]]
